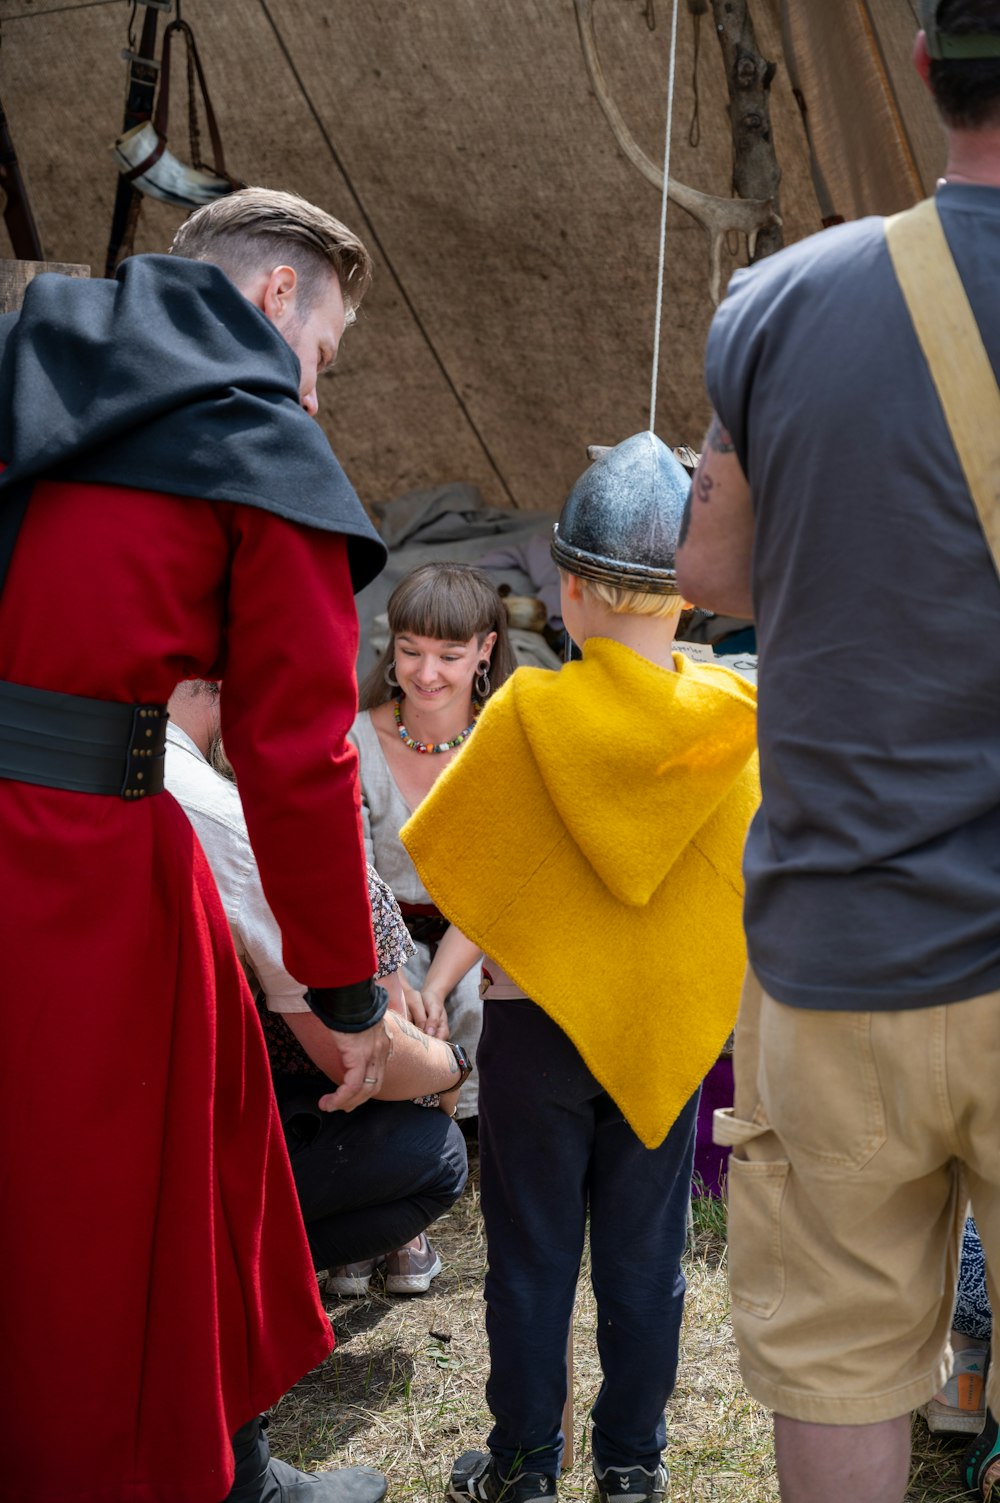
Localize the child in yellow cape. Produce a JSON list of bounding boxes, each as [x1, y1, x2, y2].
[[400, 432, 759, 1503]]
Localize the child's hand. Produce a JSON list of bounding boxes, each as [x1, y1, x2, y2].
[[422, 988, 450, 1039]]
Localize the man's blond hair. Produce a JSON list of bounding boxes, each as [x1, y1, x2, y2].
[[170, 187, 373, 315]]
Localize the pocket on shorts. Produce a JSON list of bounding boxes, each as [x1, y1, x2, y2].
[[758, 995, 887, 1172], [727, 1150, 789, 1318]]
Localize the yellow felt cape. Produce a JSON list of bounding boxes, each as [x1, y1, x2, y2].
[[400, 638, 759, 1148]]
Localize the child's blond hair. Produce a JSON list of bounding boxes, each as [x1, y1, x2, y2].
[[565, 571, 685, 620]]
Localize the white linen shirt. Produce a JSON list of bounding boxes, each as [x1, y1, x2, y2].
[[164, 722, 311, 1012]]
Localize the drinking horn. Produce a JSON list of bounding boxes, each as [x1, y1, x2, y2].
[[112, 121, 233, 209]]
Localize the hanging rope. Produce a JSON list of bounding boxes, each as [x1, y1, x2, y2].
[[648, 0, 680, 436]]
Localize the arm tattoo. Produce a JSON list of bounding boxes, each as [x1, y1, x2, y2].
[[394, 1016, 430, 1052], [694, 468, 714, 505], [678, 490, 694, 547], [706, 414, 736, 455]]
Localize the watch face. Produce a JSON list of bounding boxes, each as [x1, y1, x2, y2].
[[451, 1042, 473, 1077]]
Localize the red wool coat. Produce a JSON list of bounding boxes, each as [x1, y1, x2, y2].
[[0, 479, 378, 1503]]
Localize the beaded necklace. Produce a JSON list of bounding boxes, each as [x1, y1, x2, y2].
[[393, 696, 482, 754]]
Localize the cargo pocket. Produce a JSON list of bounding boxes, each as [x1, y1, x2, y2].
[[716, 1107, 789, 1319], [758, 1000, 887, 1171]]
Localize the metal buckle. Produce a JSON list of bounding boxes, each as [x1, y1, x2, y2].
[[120, 704, 169, 799]]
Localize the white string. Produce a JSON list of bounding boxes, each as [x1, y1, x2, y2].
[[648, 0, 681, 436]]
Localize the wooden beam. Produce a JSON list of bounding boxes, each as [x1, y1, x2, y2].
[[708, 0, 784, 261], [0, 258, 89, 314]]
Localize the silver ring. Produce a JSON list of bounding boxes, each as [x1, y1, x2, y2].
[[363, 1076, 377, 1084]]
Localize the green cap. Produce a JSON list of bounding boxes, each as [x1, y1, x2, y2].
[[919, 0, 1000, 59]]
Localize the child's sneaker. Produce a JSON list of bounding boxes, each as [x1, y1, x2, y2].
[[448, 1450, 556, 1502], [922, 1339, 988, 1434], [964, 1408, 1000, 1498], [593, 1461, 668, 1503]]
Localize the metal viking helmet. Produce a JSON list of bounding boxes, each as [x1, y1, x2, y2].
[[551, 431, 690, 595], [918, 0, 1000, 59]]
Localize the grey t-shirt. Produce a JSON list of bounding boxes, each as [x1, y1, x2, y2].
[[706, 183, 1000, 1010]]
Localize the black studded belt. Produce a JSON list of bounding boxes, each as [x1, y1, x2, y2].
[[0, 678, 168, 799]]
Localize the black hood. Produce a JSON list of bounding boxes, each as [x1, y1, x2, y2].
[[0, 253, 387, 592]]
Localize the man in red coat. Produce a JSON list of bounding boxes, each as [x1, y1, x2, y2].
[[0, 190, 392, 1503]]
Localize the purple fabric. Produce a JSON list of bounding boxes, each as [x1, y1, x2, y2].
[[693, 1055, 734, 1196]]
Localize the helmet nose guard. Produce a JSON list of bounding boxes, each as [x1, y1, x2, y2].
[[551, 431, 690, 595]]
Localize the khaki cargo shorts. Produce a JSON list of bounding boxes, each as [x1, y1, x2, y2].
[[715, 971, 1000, 1424]]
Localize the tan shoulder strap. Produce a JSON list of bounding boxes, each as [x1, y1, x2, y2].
[[885, 196, 1000, 575]]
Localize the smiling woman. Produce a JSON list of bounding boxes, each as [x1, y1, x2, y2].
[[349, 564, 517, 1112]]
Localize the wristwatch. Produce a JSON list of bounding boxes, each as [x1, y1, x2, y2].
[[412, 1040, 475, 1113], [446, 1040, 474, 1086]]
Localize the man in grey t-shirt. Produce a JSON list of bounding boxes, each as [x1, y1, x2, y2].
[[677, 4, 1000, 1501]]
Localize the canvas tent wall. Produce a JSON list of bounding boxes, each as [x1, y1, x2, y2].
[[0, 0, 943, 516]]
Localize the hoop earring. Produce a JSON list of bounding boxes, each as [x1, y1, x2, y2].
[[475, 661, 491, 699], [384, 659, 400, 690]]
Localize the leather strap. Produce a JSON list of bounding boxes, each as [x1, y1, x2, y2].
[[155, 20, 231, 180], [104, 2, 160, 275], [885, 196, 1000, 580], [0, 679, 168, 798]]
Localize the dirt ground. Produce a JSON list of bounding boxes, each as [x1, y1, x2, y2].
[[266, 1151, 975, 1503]]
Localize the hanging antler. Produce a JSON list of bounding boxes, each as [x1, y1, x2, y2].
[[574, 0, 781, 304]]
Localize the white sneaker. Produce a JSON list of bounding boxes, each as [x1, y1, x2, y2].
[[383, 1233, 442, 1294], [325, 1258, 378, 1297]]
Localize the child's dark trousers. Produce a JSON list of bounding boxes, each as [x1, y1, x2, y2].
[[477, 997, 699, 1480]]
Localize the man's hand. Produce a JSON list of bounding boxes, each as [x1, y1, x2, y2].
[[317, 1016, 392, 1113], [675, 412, 755, 619]]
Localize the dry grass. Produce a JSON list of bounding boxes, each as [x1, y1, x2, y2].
[[267, 1155, 976, 1502]]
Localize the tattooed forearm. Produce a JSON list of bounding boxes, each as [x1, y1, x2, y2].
[[706, 414, 735, 454], [394, 1016, 430, 1052]]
